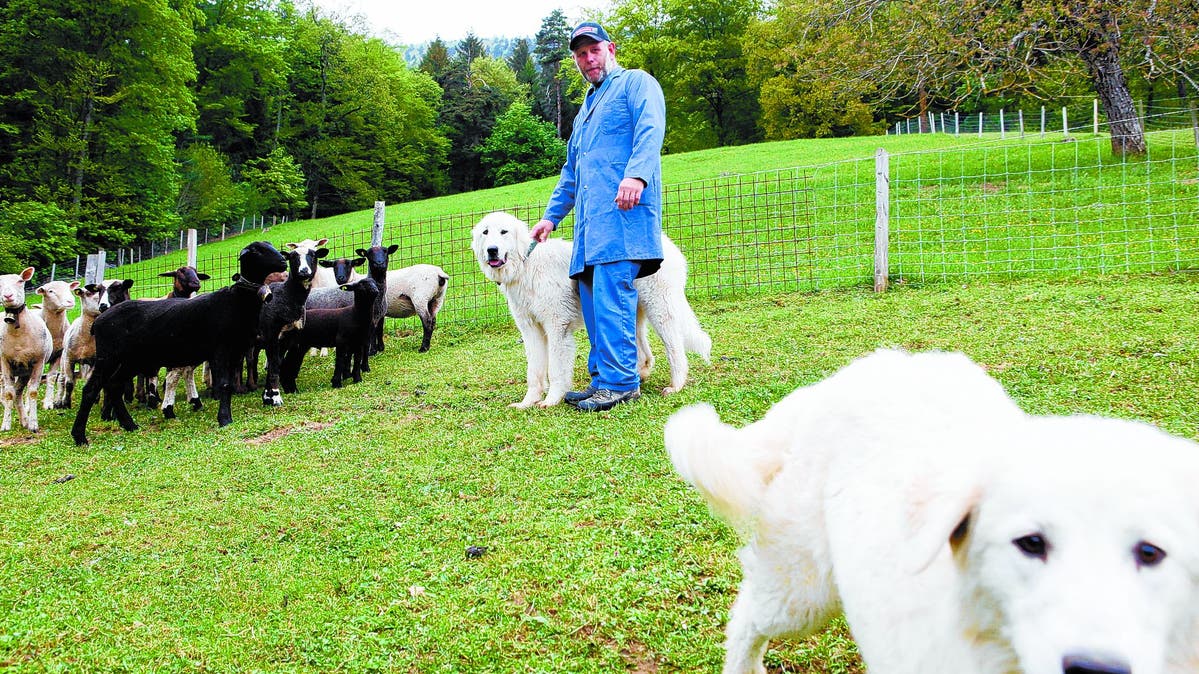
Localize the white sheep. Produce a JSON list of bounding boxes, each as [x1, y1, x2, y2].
[[56, 283, 106, 409], [384, 264, 449, 352], [0, 268, 53, 431], [30, 280, 79, 409]]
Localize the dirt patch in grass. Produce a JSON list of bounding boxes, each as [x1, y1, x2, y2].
[[574, 625, 660, 673], [244, 421, 335, 445]]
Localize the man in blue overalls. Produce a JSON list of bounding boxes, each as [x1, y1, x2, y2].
[[530, 21, 666, 412]]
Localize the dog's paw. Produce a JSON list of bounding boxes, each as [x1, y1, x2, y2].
[[536, 399, 561, 408], [509, 401, 536, 409], [661, 385, 679, 395]]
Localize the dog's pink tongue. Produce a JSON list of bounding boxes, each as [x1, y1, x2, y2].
[[488, 260, 504, 268]]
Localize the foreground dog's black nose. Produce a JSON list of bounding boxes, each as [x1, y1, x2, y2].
[[1063, 654, 1131, 674], [486, 246, 499, 259]]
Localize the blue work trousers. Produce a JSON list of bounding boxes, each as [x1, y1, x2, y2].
[[578, 260, 641, 392]]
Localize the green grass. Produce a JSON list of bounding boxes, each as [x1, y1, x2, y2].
[[5, 273, 1199, 672]]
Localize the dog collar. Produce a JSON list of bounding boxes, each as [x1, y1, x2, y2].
[[526, 241, 538, 257]]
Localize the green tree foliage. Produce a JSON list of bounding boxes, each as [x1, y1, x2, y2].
[[606, 0, 763, 151], [480, 99, 567, 186], [283, 11, 449, 216], [176, 143, 244, 230], [438, 49, 516, 192], [419, 37, 453, 84], [508, 38, 538, 104], [240, 145, 308, 218], [190, 0, 291, 168], [533, 9, 576, 138], [0, 0, 197, 250], [0, 201, 77, 271]]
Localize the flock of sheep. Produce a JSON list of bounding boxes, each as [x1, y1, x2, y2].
[[0, 237, 449, 445]]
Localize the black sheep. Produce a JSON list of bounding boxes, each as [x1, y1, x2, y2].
[[279, 277, 380, 392], [71, 241, 287, 445], [248, 241, 329, 406]]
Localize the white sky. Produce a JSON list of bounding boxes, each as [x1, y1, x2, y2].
[[309, 0, 596, 45]]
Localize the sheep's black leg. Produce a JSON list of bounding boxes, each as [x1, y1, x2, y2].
[[71, 371, 103, 445], [262, 340, 283, 406], [331, 348, 344, 388], [419, 313, 435, 352], [108, 378, 139, 432], [372, 319, 385, 354]]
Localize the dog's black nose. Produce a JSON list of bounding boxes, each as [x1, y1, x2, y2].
[[1063, 654, 1131, 674], [486, 246, 499, 258]]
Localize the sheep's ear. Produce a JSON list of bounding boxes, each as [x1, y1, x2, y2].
[[386, 244, 398, 255], [354, 248, 367, 257], [69, 281, 80, 290], [196, 272, 211, 281], [19, 267, 34, 281], [315, 238, 328, 247], [36, 286, 46, 295], [122, 279, 135, 289], [315, 248, 329, 259], [284, 242, 299, 250], [318, 260, 335, 268], [158, 271, 177, 278], [351, 258, 366, 268]]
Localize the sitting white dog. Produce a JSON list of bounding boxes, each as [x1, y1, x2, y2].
[[666, 349, 1199, 674], [471, 211, 711, 408]]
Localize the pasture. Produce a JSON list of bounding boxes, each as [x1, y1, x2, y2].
[[4, 128, 1199, 671], [3, 273, 1199, 672]]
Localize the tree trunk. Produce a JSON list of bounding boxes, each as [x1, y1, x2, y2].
[[1078, 27, 1146, 156]]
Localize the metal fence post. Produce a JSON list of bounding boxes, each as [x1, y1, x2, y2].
[[187, 229, 198, 269], [874, 148, 890, 293], [85, 251, 106, 285]]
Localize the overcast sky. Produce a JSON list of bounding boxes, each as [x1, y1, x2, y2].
[[309, 0, 595, 45]]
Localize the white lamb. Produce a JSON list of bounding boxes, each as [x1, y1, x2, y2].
[[384, 264, 448, 352], [0, 268, 53, 431], [30, 279, 79, 409]]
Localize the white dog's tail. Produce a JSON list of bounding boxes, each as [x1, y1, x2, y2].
[[679, 303, 712, 363], [665, 403, 780, 533]]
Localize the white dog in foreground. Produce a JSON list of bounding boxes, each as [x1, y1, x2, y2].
[[666, 349, 1199, 674], [472, 211, 711, 408]]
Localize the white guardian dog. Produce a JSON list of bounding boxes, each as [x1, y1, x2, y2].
[[472, 211, 711, 408], [666, 349, 1199, 674]]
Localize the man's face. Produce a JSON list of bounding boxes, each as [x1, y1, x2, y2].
[[573, 40, 616, 85]]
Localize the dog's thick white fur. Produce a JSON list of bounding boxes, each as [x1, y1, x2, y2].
[[472, 211, 712, 408], [666, 349, 1199, 674]]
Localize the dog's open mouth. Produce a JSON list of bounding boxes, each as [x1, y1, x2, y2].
[[487, 255, 506, 268]]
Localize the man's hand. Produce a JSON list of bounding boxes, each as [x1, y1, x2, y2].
[[615, 177, 645, 211], [530, 219, 554, 243]]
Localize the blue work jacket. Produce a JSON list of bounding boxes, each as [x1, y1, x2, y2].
[[542, 66, 666, 279]]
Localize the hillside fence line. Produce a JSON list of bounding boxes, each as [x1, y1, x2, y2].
[[28, 110, 1199, 336]]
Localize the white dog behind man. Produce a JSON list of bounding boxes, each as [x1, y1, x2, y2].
[[666, 348, 1199, 674], [471, 211, 711, 408]]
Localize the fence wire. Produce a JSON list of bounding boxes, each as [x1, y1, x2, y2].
[[36, 127, 1199, 333]]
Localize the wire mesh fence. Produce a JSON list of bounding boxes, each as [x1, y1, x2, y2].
[[25, 125, 1199, 333]]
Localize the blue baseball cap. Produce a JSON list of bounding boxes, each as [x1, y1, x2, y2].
[[569, 21, 611, 50]]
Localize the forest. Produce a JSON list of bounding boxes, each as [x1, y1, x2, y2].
[[0, 0, 1195, 270]]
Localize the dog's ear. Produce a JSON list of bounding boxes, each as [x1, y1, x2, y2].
[[904, 472, 982, 575]]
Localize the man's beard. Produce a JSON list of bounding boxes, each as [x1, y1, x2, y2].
[[583, 53, 618, 85]]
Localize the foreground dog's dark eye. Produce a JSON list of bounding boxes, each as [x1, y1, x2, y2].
[[482, 229, 489, 235], [1134, 541, 1166, 568], [500, 229, 508, 234], [1013, 534, 1049, 561]]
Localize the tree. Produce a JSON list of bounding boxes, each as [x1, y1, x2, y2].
[[176, 143, 244, 230], [456, 32, 487, 66], [508, 38, 538, 103], [606, 0, 763, 150], [0, 201, 78, 271], [480, 100, 567, 186], [419, 37, 453, 84], [533, 10, 575, 138], [773, 0, 1199, 155], [240, 145, 308, 218], [0, 0, 198, 249]]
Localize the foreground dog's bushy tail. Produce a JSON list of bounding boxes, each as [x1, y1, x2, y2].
[[679, 303, 713, 363], [666, 403, 779, 533]]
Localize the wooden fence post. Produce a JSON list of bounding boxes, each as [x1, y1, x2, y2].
[[187, 229, 197, 269], [85, 251, 106, 285], [371, 201, 386, 247], [874, 149, 890, 293]]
